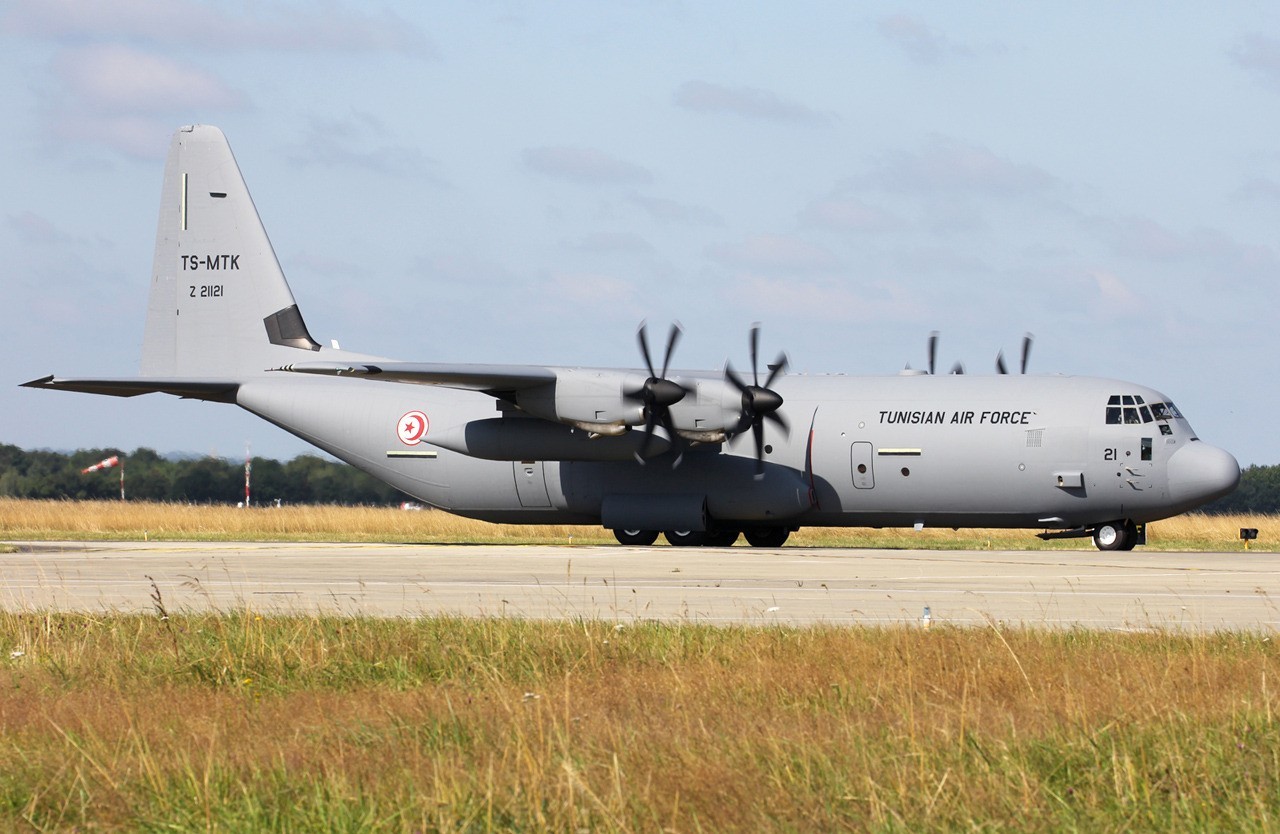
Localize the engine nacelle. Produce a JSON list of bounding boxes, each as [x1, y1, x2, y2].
[[512, 368, 751, 441], [514, 369, 644, 431]]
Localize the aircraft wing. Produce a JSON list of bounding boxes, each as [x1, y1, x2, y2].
[[21, 375, 239, 402], [275, 361, 560, 396]]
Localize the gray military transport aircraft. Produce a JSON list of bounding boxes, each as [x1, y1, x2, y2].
[[24, 125, 1241, 551]]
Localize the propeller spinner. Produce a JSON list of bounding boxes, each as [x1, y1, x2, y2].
[[725, 324, 790, 477]]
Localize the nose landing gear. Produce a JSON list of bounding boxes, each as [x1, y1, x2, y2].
[[1093, 519, 1142, 551]]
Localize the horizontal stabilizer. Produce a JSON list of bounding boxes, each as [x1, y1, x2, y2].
[[22, 375, 238, 402]]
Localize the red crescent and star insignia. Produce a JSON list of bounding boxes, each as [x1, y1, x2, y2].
[[397, 410, 430, 445]]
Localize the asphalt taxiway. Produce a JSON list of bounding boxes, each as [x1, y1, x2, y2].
[[4, 541, 1278, 630]]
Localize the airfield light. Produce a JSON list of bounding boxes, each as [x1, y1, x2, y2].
[[1240, 528, 1259, 549]]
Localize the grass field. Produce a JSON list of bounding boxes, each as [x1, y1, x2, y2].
[[0, 498, 1273, 551], [3, 500, 1276, 830], [1, 613, 1278, 832]]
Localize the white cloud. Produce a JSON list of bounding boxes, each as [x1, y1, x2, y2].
[[546, 271, 636, 306], [283, 114, 439, 178], [523, 147, 653, 185], [798, 197, 904, 232], [877, 15, 974, 65], [1104, 216, 1278, 279], [55, 43, 242, 113], [572, 232, 654, 255], [1235, 176, 1280, 203], [673, 80, 832, 126], [1231, 34, 1280, 90], [627, 194, 722, 226], [1091, 269, 1137, 303], [706, 233, 840, 273], [865, 136, 1056, 197], [2, 0, 433, 56], [736, 275, 922, 322]]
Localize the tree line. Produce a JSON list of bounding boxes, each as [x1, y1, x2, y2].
[[0, 444, 412, 506], [0, 442, 1275, 512]]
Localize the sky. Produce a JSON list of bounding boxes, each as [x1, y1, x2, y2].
[[3, 1, 1279, 465]]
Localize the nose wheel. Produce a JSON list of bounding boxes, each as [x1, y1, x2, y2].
[[1093, 520, 1139, 551]]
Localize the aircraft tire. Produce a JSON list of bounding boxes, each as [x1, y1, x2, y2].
[[744, 527, 791, 548], [1093, 520, 1136, 551], [664, 530, 708, 547], [613, 529, 659, 546], [704, 529, 740, 547]]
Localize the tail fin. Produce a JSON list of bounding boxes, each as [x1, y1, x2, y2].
[[141, 125, 321, 377]]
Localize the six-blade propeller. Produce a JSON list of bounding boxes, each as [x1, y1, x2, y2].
[[725, 324, 790, 477], [623, 321, 689, 465]]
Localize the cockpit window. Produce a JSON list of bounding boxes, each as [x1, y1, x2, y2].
[[1106, 396, 1180, 425]]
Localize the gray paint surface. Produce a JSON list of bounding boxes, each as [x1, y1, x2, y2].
[[5, 542, 1277, 632]]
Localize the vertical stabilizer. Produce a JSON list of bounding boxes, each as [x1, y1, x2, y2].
[[141, 125, 320, 377]]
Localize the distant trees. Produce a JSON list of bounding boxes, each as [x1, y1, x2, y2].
[[1204, 465, 1280, 514], [0, 444, 411, 506]]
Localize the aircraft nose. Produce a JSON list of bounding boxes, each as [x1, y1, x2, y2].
[[1167, 442, 1240, 509]]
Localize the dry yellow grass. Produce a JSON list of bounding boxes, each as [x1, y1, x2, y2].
[[1, 614, 1277, 831], [0, 498, 1273, 550]]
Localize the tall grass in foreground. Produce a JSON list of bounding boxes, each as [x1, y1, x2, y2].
[[1, 498, 1274, 550], [1, 613, 1277, 832]]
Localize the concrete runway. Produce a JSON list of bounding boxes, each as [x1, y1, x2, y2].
[[3, 541, 1279, 631]]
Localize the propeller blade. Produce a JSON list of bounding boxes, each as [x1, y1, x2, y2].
[[634, 410, 659, 463], [636, 321, 656, 378], [725, 362, 749, 395], [764, 410, 790, 436], [763, 352, 789, 390], [950, 361, 965, 375], [661, 322, 682, 379], [749, 323, 761, 387], [928, 331, 939, 375], [1020, 333, 1034, 375], [996, 350, 1008, 375]]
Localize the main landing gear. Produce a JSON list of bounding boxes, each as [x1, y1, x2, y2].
[[611, 526, 792, 548]]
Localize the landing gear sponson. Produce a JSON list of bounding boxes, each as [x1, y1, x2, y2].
[[612, 527, 792, 547]]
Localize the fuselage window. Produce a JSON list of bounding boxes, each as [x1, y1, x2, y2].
[[1124, 407, 1142, 424], [1139, 405, 1152, 423], [1141, 437, 1153, 461]]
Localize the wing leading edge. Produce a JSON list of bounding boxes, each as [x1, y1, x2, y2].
[[274, 361, 561, 397]]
